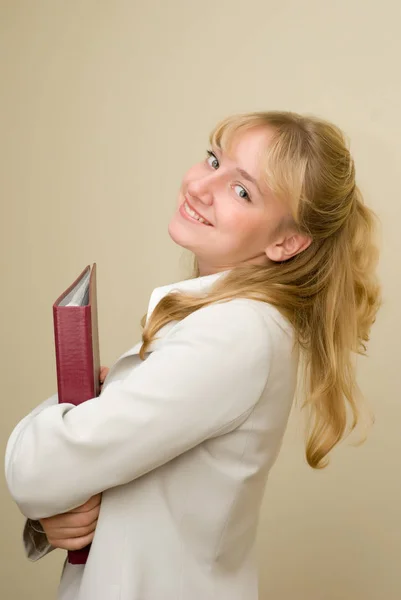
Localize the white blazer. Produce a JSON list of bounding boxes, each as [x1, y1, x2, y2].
[[5, 271, 299, 600]]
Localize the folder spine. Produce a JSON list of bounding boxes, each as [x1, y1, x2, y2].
[[53, 305, 95, 405]]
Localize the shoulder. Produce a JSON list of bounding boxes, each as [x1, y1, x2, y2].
[[169, 298, 293, 357], [184, 297, 292, 333]]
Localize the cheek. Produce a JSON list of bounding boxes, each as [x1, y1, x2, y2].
[[217, 205, 259, 235], [219, 207, 273, 247]]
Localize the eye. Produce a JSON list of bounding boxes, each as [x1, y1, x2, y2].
[[233, 184, 251, 202], [206, 150, 219, 170]]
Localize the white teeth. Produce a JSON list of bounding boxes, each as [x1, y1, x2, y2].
[[184, 202, 210, 225]]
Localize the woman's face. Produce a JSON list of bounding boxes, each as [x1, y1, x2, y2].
[[168, 126, 297, 276]]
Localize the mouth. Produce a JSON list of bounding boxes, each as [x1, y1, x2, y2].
[[180, 198, 212, 226]]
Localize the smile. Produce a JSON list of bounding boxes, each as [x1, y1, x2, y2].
[[181, 200, 212, 226]]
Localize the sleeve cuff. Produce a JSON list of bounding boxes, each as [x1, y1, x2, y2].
[[23, 519, 55, 562]]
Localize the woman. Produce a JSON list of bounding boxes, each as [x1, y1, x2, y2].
[[5, 111, 381, 600]]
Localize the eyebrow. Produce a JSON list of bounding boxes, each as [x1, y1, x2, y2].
[[212, 145, 263, 196], [235, 168, 263, 196]]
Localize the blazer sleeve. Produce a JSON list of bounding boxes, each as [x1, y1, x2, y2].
[[5, 300, 272, 520], [4, 394, 58, 559]]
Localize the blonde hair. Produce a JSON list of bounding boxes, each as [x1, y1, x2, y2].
[[140, 111, 381, 469]]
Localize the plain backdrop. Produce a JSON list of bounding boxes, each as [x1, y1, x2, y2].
[[1, 1, 400, 599]]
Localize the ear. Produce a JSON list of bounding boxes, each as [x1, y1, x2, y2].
[[265, 233, 312, 262]]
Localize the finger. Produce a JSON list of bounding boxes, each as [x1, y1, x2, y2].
[[99, 367, 109, 382], [69, 494, 102, 513], [44, 519, 98, 541], [42, 505, 100, 532], [39, 494, 102, 535], [48, 531, 95, 551], [41, 504, 100, 533]]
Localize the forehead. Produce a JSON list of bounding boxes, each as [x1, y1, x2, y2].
[[214, 126, 274, 178]]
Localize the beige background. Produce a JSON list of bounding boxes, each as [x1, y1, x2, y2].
[[1, 1, 400, 599]]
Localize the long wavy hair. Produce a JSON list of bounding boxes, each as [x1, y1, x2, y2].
[[140, 111, 381, 469]]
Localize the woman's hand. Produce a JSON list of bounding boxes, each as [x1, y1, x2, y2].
[[99, 366, 109, 391], [39, 494, 102, 551]]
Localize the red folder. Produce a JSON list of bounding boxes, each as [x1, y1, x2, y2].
[[53, 263, 101, 565]]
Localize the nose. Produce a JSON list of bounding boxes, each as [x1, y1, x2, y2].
[[186, 176, 214, 206]]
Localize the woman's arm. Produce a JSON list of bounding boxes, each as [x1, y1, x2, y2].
[[14, 370, 108, 561], [5, 301, 272, 520]]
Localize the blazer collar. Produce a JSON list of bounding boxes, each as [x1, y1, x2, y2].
[[145, 270, 229, 325]]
